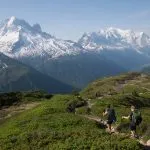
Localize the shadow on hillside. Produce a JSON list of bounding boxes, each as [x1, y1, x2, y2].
[[95, 121, 107, 129]]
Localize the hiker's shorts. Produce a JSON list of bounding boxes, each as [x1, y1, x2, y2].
[[107, 120, 113, 125], [130, 123, 136, 131]]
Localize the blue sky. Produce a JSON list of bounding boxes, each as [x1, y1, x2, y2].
[[0, 0, 150, 40]]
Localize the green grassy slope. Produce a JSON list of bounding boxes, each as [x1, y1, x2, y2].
[[0, 94, 142, 150], [1, 73, 150, 149], [81, 72, 150, 99], [79, 72, 150, 141]]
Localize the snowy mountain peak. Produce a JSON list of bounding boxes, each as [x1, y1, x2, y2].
[[0, 17, 82, 59], [5, 16, 31, 29], [1, 16, 44, 34], [78, 27, 150, 50], [106, 27, 131, 32], [7, 16, 16, 26], [0, 16, 150, 61]]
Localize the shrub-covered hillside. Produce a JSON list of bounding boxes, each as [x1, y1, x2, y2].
[[0, 73, 150, 149], [0, 91, 53, 108], [142, 66, 150, 74], [0, 94, 143, 149], [79, 72, 150, 144], [81, 72, 150, 99]]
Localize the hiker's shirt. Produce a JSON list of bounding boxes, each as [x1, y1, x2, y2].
[[106, 108, 114, 121], [129, 112, 136, 125]]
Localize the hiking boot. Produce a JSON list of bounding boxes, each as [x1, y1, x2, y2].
[[130, 134, 138, 139]]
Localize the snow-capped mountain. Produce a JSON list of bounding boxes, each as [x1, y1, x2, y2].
[[0, 16, 150, 89], [1, 17, 150, 59], [78, 28, 150, 71], [78, 27, 150, 51], [0, 16, 83, 59]]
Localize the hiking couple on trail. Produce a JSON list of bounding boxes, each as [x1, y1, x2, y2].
[[103, 105, 142, 138]]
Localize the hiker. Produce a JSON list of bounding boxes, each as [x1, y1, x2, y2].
[[122, 105, 142, 138], [86, 101, 92, 114], [103, 104, 116, 133]]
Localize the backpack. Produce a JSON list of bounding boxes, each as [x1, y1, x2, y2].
[[107, 108, 117, 122], [132, 111, 142, 125]]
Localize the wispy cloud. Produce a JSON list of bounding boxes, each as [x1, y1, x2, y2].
[[128, 10, 150, 19]]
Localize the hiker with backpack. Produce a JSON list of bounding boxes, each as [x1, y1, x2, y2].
[[122, 105, 142, 138], [103, 104, 117, 133]]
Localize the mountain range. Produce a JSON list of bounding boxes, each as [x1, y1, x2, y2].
[[78, 28, 150, 70], [0, 53, 73, 93], [0, 16, 150, 92]]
